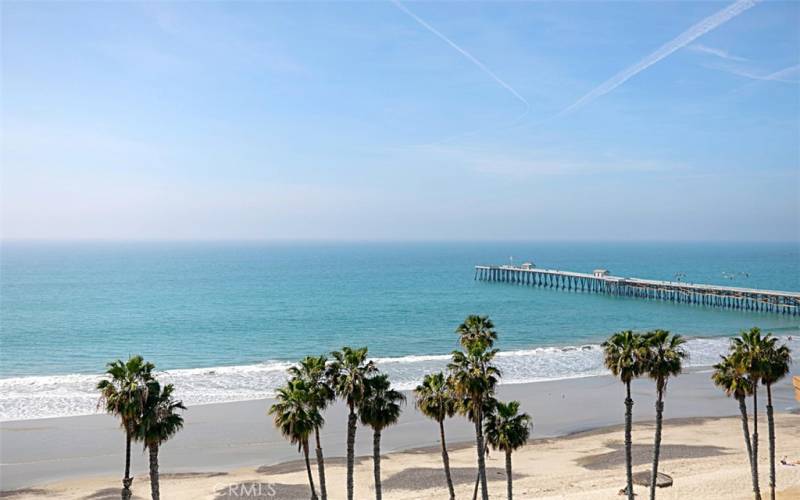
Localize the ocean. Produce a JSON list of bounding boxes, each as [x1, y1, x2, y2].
[[1, 241, 798, 421]]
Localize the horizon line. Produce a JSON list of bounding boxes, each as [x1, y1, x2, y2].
[[1, 238, 798, 245]]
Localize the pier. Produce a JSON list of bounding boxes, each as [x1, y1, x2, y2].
[[474, 265, 800, 315]]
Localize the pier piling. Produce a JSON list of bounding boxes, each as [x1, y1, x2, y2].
[[474, 265, 800, 315]]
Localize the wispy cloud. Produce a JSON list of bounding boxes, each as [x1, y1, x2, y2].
[[139, 2, 309, 76], [714, 63, 800, 83], [391, 0, 529, 116], [559, 0, 761, 116], [416, 144, 679, 178], [762, 64, 800, 82], [688, 43, 747, 61]]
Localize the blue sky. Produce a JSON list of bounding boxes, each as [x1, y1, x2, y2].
[[2, 1, 798, 241]]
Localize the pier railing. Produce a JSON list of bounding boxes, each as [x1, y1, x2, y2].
[[474, 265, 800, 315]]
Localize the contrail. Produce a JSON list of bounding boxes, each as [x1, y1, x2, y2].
[[761, 64, 800, 83], [559, 0, 761, 116], [688, 43, 747, 62], [717, 63, 800, 83], [391, 0, 530, 116]]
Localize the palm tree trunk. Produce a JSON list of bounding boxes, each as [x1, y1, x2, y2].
[[753, 385, 761, 500], [766, 384, 776, 500], [438, 419, 456, 500], [314, 427, 327, 500], [649, 390, 664, 500], [303, 440, 319, 500], [737, 396, 756, 491], [472, 471, 480, 500], [474, 405, 489, 500], [122, 426, 133, 500], [624, 381, 634, 500], [373, 429, 382, 500], [346, 405, 357, 500], [148, 444, 160, 500], [505, 449, 513, 500]]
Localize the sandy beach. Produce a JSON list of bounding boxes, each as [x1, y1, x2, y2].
[[2, 370, 798, 498], [8, 413, 799, 499]]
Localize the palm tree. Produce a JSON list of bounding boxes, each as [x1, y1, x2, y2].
[[602, 330, 646, 500], [456, 315, 497, 349], [449, 341, 501, 500], [414, 372, 458, 500], [641, 330, 686, 500], [359, 373, 405, 500], [468, 396, 499, 500], [484, 400, 531, 500], [713, 354, 757, 498], [136, 380, 185, 500], [269, 378, 321, 500], [732, 327, 769, 500], [326, 346, 377, 500], [470, 436, 491, 500], [289, 355, 335, 500], [96, 355, 155, 499], [760, 337, 792, 500]]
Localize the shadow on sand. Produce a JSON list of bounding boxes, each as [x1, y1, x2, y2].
[[384, 466, 524, 491], [0, 489, 50, 498], [576, 441, 729, 471], [256, 455, 369, 476]]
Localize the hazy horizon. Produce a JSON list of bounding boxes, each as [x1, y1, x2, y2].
[[2, 1, 799, 242]]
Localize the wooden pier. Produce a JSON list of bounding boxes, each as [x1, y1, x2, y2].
[[474, 265, 800, 315]]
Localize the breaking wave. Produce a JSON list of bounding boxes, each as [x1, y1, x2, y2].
[[2, 336, 797, 421]]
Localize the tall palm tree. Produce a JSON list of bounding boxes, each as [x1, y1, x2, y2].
[[289, 355, 335, 500], [468, 396, 498, 500], [641, 330, 686, 500], [760, 337, 792, 500], [326, 346, 377, 500], [484, 400, 531, 500], [269, 378, 321, 500], [96, 355, 155, 499], [732, 327, 769, 500], [456, 315, 497, 349], [359, 374, 405, 500], [713, 354, 757, 498], [602, 330, 646, 500], [470, 436, 492, 500], [449, 341, 501, 500], [414, 372, 458, 500], [136, 380, 185, 500]]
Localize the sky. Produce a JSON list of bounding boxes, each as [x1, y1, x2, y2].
[[1, 0, 799, 241]]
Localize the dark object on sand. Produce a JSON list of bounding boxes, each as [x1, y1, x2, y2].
[[632, 471, 673, 488], [780, 456, 800, 467]]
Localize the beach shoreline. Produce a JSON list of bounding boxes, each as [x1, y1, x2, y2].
[[3, 336, 798, 422], [2, 369, 797, 495]]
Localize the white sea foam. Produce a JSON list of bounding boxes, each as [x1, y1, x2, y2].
[[2, 336, 797, 421]]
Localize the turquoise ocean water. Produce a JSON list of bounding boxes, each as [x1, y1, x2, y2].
[[1, 241, 798, 420]]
